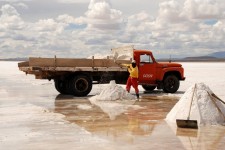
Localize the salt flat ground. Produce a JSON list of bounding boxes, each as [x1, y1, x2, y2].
[[0, 62, 225, 150]]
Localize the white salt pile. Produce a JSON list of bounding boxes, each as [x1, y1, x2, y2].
[[166, 83, 225, 126], [94, 80, 135, 101], [89, 81, 140, 120]]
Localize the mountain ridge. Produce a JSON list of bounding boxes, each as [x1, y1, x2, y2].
[[207, 51, 225, 58]]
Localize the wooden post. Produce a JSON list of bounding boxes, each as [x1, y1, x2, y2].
[[92, 56, 94, 68], [54, 55, 57, 71], [107, 56, 109, 68]]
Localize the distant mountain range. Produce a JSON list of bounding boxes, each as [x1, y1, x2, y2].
[[0, 57, 28, 61], [207, 51, 225, 58], [158, 51, 225, 62], [182, 51, 225, 61]]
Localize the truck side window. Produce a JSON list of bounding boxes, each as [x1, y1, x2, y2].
[[140, 54, 153, 63]]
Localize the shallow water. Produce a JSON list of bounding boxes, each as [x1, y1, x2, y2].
[[54, 95, 225, 150], [0, 61, 225, 150]]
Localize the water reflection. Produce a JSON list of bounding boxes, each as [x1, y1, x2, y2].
[[89, 96, 138, 120], [54, 94, 161, 138], [167, 122, 225, 150], [54, 94, 225, 149]]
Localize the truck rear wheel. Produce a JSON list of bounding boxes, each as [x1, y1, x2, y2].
[[142, 85, 156, 91], [54, 79, 68, 94], [163, 75, 179, 93], [70, 74, 92, 97]]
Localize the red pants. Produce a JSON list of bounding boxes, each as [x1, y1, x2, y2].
[[126, 77, 139, 94]]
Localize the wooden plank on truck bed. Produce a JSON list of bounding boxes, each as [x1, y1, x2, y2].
[[57, 58, 93, 67], [29, 57, 55, 67], [18, 61, 29, 67], [29, 57, 93, 67], [29, 57, 131, 68]]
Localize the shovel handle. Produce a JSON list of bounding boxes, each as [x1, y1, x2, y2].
[[207, 92, 225, 120], [211, 93, 225, 105]]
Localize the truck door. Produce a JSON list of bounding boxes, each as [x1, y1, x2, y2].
[[138, 54, 156, 84]]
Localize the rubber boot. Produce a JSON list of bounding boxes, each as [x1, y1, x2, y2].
[[136, 94, 139, 99]]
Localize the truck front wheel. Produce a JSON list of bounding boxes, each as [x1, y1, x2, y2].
[[70, 74, 92, 97], [163, 75, 179, 93]]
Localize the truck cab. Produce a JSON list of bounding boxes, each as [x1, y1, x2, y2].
[[133, 50, 185, 93]]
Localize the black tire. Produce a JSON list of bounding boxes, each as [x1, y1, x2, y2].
[[163, 75, 180, 93], [54, 79, 68, 94], [142, 85, 156, 91], [70, 74, 92, 97]]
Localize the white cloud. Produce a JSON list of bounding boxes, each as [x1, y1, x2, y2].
[[0, 0, 31, 1], [85, 0, 123, 30], [158, 0, 185, 23], [0, 4, 71, 58], [0, 4, 25, 30], [88, 0, 110, 9], [57, 14, 86, 25], [120, 0, 225, 57], [57, 0, 90, 4], [34, 19, 64, 34], [183, 0, 223, 19], [0, 0, 225, 59], [0, 4, 19, 16], [16, 2, 28, 9]]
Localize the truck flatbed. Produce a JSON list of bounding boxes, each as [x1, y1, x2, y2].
[[19, 57, 130, 79]]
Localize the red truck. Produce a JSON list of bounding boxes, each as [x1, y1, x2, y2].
[[18, 47, 185, 96]]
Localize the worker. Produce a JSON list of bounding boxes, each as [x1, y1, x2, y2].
[[122, 60, 139, 99]]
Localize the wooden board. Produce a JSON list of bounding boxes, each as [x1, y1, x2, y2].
[[28, 57, 131, 68], [18, 61, 29, 67]]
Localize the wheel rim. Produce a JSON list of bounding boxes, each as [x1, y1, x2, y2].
[[166, 78, 175, 89], [75, 78, 88, 92]]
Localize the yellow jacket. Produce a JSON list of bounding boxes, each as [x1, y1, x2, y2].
[[122, 64, 139, 78]]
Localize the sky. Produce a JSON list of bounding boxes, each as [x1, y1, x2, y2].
[[0, 0, 225, 59]]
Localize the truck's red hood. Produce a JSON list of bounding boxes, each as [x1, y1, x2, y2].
[[157, 62, 182, 68]]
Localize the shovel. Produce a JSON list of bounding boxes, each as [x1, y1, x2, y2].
[[176, 84, 198, 129], [211, 93, 225, 105], [207, 92, 225, 121]]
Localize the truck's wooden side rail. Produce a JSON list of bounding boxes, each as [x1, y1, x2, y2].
[[18, 57, 131, 68], [18, 61, 29, 67], [18, 57, 131, 79]]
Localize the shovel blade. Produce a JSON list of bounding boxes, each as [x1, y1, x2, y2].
[[176, 119, 198, 129]]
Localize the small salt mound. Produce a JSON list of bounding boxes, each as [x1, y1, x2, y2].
[[89, 81, 137, 120], [95, 80, 135, 101], [166, 83, 225, 126]]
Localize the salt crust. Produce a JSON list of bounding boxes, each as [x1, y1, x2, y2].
[[166, 83, 225, 126], [0, 103, 113, 149]]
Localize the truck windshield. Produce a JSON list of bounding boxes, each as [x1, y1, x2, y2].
[[140, 54, 153, 63]]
